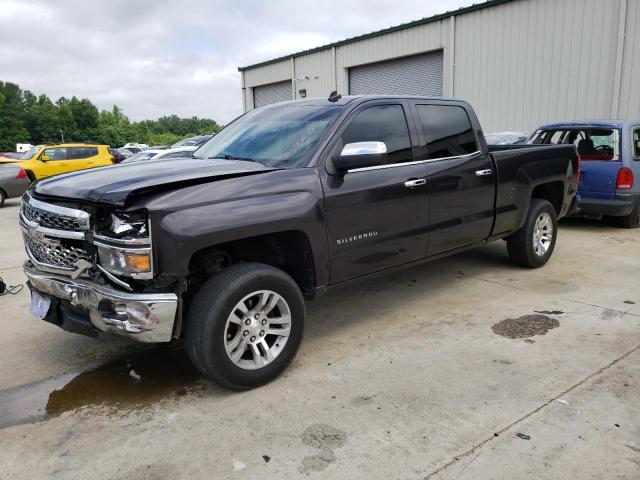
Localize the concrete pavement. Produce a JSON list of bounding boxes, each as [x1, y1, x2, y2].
[[0, 198, 638, 479]]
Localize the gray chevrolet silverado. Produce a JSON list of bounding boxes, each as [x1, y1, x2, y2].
[[20, 95, 579, 389]]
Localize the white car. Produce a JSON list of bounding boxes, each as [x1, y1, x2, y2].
[[120, 147, 198, 164]]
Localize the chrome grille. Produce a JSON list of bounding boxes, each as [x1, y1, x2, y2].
[[24, 235, 90, 269], [21, 193, 92, 274], [22, 201, 85, 231]]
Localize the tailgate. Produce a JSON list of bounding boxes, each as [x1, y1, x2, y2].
[[578, 161, 620, 200]]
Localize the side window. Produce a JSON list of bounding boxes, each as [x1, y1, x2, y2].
[[42, 147, 67, 161], [341, 104, 412, 164], [415, 105, 478, 159], [549, 130, 566, 144], [633, 129, 640, 159], [67, 147, 99, 159]]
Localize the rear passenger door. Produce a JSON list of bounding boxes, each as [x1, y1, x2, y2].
[[411, 102, 495, 255], [321, 101, 429, 284], [67, 147, 101, 170]]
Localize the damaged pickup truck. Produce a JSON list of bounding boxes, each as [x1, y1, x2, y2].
[[21, 95, 579, 389]]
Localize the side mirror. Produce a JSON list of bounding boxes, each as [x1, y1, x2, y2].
[[330, 141, 388, 173], [41, 155, 50, 162]]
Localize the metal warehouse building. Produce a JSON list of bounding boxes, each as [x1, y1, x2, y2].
[[238, 0, 640, 133]]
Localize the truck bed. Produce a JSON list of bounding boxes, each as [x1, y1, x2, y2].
[[489, 144, 579, 237]]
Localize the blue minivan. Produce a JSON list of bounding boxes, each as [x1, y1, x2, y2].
[[529, 121, 640, 228]]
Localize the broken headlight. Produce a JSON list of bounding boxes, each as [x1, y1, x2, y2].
[[109, 211, 148, 237]]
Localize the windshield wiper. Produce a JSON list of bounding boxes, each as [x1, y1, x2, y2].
[[206, 154, 261, 163]]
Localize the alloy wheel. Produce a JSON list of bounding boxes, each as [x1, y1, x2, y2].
[[224, 290, 292, 370], [532, 212, 553, 256]]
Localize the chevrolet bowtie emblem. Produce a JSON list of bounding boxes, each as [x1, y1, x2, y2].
[[27, 223, 44, 242]]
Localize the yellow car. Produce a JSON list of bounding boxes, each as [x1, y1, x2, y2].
[[0, 144, 114, 181]]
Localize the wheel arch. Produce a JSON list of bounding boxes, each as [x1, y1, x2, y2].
[[187, 230, 317, 300], [531, 180, 565, 216]]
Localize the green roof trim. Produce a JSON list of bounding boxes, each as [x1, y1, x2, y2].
[[238, 0, 515, 72]]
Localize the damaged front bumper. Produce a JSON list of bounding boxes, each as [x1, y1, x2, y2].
[[24, 262, 178, 343]]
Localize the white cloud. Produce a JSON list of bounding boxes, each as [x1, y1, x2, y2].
[[0, 0, 476, 123]]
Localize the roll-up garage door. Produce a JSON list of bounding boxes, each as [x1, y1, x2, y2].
[[349, 50, 443, 97], [253, 80, 293, 108]]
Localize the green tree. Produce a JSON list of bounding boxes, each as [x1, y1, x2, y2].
[[0, 82, 30, 150], [24, 94, 61, 144], [0, 80, 221, 150], [68, 97, 99, 141]]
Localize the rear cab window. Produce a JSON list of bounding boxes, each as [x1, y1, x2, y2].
[[414, 104, 478, 159], [529, 127, 620, 161]]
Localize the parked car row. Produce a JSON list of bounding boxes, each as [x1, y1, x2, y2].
[[121, 146, 198, 163], [0, 134, 214, 207]]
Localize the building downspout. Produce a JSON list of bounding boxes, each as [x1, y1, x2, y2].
[[240, 70, 247, 112], [448, 15, 456, 97], [611, 0, 628, 118], [290, 57, 296, 99], [332, 46, 337, 92]]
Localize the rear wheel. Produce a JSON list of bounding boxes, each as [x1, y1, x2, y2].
[[617, 206, 640, 229], [186, 262, 304, 390], [507, 199, 558, 268]]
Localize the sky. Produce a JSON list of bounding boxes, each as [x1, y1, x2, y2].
[[0, 0, 476, 124]]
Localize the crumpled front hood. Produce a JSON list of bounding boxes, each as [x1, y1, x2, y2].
[[33, 158, 278, 206]]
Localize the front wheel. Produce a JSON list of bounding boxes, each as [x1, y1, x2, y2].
[[186, 262, 305, 390], [507, 199, 558, 268]]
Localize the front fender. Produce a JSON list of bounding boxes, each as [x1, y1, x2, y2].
[[147, 169, 328, 285]]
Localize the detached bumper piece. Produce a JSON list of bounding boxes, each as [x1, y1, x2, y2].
[[25, 262, 178, 343]]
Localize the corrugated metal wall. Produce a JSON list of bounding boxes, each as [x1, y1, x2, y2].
[[454, 0, 623, 132], [241, 0, 639, 132]]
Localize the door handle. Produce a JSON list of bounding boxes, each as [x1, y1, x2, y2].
[[475, 169, 493, 176], [404, 178, 426, 188]]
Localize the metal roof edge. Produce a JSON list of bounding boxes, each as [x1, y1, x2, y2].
[[238, 0, 515, 72]]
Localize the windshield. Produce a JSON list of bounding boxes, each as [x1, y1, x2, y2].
[[19, 145, 42, 160], [194, 105, 343, 168], [121, 151, 158, 163]]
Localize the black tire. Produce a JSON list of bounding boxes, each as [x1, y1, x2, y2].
[[0, 189, 5, 208], [616, 206, 640, 229], [185, 262, 305, 390], [507, 199, 558, 268]]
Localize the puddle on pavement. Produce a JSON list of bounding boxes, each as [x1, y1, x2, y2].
[[492, 314, 559, 339], [0, 347, 202, 430]]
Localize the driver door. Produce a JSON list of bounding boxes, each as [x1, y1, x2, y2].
[[320, 101, 429, 284], [37, 147, 69, 178]]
